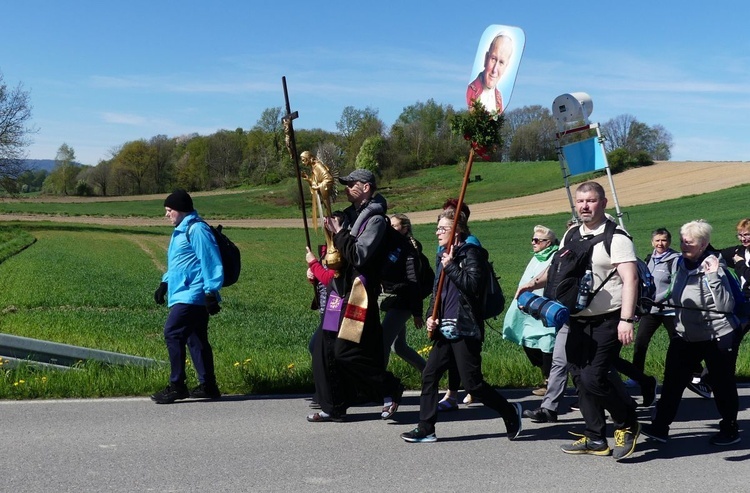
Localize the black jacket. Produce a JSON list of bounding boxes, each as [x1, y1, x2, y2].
[[381, 237, 424, 317], [427, 242, 488, 340], [719, 244, 750, 297]]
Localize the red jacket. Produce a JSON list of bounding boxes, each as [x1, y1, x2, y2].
[[466, 73, 503, 113]]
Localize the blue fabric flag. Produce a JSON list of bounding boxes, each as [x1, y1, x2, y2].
[[563, 137, 607, 176]]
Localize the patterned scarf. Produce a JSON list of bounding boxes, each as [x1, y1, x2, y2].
[[338, 276, 367, 343]]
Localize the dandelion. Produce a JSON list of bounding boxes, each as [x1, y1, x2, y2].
[[234, 362, 240, 367], [417, 345, 433, 357], [287, 363, 295, 370], [19, 379, 25, 384], [244, 358, 251, 364]]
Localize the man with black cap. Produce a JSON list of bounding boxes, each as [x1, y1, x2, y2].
[[151, 189, 224, 404], [306, 169, 404, 422]]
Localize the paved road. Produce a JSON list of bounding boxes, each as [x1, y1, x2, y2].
[[2, 385, 748, 492]]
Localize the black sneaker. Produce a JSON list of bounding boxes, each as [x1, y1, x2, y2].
[[151, 383, 189, 404], [709, 422, 741, 446], [561, 436, 611, 456], [641, 423, 668, 443], [504, 402, 523, 441], [686, 380, 712, 399], [189, 383, 221, 399], [523, 407, 558, 423], [641, 376, 657, 407], [400, 427, 437, 443], [570, 400, 580, 412], [613, 422, 641, 460]]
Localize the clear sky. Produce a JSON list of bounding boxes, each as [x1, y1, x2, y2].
[[2, 0, 748, 165]]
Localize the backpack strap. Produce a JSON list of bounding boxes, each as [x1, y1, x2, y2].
[[586, 221, 621, 302], [656, 257, 735, 316], [184, 218, 206, 246]]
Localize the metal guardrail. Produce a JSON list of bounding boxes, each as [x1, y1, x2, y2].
[[0, 333, 164, 370]]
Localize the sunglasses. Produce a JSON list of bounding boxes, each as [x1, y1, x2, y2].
[[531, 237, 549, 244]]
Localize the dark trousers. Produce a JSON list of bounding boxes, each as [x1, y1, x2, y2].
[[632, 313, 676, 372], [164, 303, 214, 386], [311, 327, 346, 416], [334, 309, 402, 407], [419, 337, 515, 433], [567, 314, 637, 441], [653, 334, 739, 432], [523, 346, 553, 379], [447, 363, 462, 393], [614, 357, 649, 387]]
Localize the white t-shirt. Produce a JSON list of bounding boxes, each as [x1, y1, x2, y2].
[[561, 220, 637, 317]]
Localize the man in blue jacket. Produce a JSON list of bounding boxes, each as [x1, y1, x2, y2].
[[152, 189, 224, 404]]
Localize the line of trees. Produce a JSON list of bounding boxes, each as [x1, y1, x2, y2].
[[1, 70, 673, 197]]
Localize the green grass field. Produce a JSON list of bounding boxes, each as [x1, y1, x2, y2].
[[0, 174, 748, 399], [0, 160, 586, 219]]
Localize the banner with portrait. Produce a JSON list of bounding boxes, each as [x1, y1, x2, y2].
[[467, 25, 526, 116]]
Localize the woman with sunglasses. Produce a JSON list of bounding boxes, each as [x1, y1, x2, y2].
[[502, 226, 559, 396]]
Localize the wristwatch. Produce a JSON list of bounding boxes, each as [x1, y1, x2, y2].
[[620, 317, 635, 323]]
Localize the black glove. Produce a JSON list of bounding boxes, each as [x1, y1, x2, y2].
[[154, 282, 168, 305], [205, 292, 221, 315]]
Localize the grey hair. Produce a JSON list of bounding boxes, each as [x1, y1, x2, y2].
[[438, 209, 470, 237], [680, 219, 712, 245], [533, 225, 557, 244]]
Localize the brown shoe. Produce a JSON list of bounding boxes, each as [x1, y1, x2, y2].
[[532, 386, 547, 396], [531, 380, 548, 396]]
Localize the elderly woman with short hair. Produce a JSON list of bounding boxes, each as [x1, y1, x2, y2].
[[503, 225, 558, 396], [642, 220, 741, 446]]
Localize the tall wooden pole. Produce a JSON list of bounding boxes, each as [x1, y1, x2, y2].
[[429, 148, 476, 339]]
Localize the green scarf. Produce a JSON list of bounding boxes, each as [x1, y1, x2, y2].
[[534, 244, 558, 262]]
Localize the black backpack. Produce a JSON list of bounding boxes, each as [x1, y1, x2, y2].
[[457, 246, 505, 321], [361, 216, 434, 301], [483, 260, 506, 320], [544, 222, 616, 312], [545, 221, 654, 316], [415, 248, 436, 301], [362, 216, 419, 293], [187, 220, 242, 288]]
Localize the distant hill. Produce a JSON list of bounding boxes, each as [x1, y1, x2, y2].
[[24, 159, 57, 172]]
